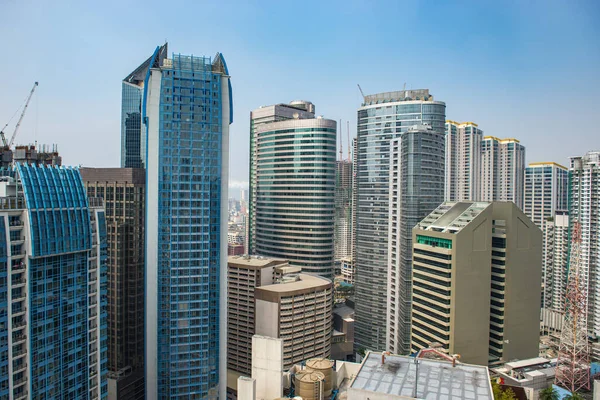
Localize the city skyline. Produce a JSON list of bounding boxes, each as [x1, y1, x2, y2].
[[1, 1, 599, 187]]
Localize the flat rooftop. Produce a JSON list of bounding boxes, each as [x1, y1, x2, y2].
[[227, 255, 288, 269], [257, 273, 331, 293], [350, 352, 493, 399], [417, 201, 492, 233]]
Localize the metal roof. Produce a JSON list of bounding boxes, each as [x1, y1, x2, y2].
[[350, 352, 493, 399], [417, 201, 492, 233]]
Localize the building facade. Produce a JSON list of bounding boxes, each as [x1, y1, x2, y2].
[[385, 124, 445, 355], [543, 210, 569, 312], [254, 273, 333, 370], [335, 160, 353, 261], [0, 164, 107, 399], [227, 256, 289, 376], [444, 120, 482, 202], [524, 162, 569, 228], [410, 201, 542, 365], [252, 112, 336, 279], [80, 168, 146, 400], [248, 101, 316, 255], [354, 89, 446, 352], [131, 46, 232, 399], [481, 137, 525, 209], [570, 152, 600, 337]]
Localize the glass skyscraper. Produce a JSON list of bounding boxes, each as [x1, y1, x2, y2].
[[126, 46, 232, 399], [355, 90, 445, 353], [0, 164, 107, 399]]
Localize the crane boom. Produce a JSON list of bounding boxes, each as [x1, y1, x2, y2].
[[357, 84, 366, 101], [6, 82, 38, 148]]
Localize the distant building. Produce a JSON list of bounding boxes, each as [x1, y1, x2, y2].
[[444, 120, 483, 202], [340, 257, 355, 285], [542, 210, 570, 312], [386, 124, 446, 355], [355, 89, 446, 353], [80, 167, 146, 400], [411, 201, 542, 365], [0, 143, 62, 168], [570, 151, 600, 337], [250, 102, 336, 279], [481, 136, 525, 209], [347, 351, 493, 399], [492, 357, 557, 399], [228, 243, 245, 256], [524, 162, 568, 228], [254, 273, 333, 369], [335, 160, 352, 261], [0, 165, 107, 399], [228, 231, 244, 245]]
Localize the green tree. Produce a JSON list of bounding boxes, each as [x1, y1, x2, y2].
[[491, 380, 502, 399], [564, 393, 585, 400], [500, 387, 517, 400], [539, 386, 559, 400]]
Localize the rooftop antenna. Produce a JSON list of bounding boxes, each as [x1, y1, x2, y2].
[[339, 120, 343, 161], [347, 121, 351, 161]]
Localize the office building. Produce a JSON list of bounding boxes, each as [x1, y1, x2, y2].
[[524, 162, 569, 228], [335, 159, 352, 261], [347, 351, 493, 400], [248, 101, 316, 255], [354, 89, 446, 353], [255, 273, 333, 369], [481, 136, 525, 209], [0, 164, 107, 399], [251, 104, 336, 278], [410, 201, 542, 365], [80, 167, 146, 400], [128, 45, 232, 399], [570, 151, 600, 336], [543, 210, 569, 312], [227, 256, 288, 376], [332, 302, 355, 361], [444, 120, 483, 202], [386, 124, 445, 355]]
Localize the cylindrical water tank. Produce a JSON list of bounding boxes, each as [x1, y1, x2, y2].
[[305, 358, 334, 397], [295, 371, 324, 400]]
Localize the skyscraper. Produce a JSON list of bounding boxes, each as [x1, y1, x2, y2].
[[481, 136, 525, 209], [80, 168, 146, 400], [121, 44, 168, 169], [524, 162, 569, 228], [411, 201, 542, 365], [444, 120, 482, 202], [335, 159, 352, 261], [126, 46, 232, 399], [250, 103, 336, 279], [248, 101, 316, 255], [543, 210, 570, 312], [355, 89, 446, 352], [0, 164, 107, 399], [386, 124, 445, 354], [569, 151, 600, 336]]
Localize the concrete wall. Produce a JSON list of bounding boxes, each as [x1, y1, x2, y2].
[[237, 377, 256, 400], [255, 299, 279, 337], [452, 207, 494, 365], [252, 335, 283, 400]]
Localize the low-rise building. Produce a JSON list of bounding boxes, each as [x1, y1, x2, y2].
[[492, 357, 557, 398]]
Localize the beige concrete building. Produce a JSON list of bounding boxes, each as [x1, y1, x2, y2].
[[227, 256, 289, 376], [255, 273, 333, 369], [410, 201, 542, 366]]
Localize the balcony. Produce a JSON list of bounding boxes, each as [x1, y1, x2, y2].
[[13, 333, 26, 343], [11, 276, 26, 286], [15, 391, 28, 400], [13, 362, 27, 374], [13, 376, 27, 387]]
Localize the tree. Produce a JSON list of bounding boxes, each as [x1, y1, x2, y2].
[[500, 387, 517, 400], [564, 393, 585, 400], [539, 386, 559, 400]]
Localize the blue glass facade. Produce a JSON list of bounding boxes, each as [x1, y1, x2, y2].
[[144, 52, 231, 399], [0, 216, 8, 399], [0, 165, 107, 399]]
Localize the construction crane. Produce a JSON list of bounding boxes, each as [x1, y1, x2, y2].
[[357, 84, 366, 102], [0, 81, 39, 149]]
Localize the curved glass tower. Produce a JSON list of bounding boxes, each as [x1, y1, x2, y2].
[[354, 90, 446, 353], [253, 116, 336, 279]]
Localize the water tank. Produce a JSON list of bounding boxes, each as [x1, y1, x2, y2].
[[305, 358, 334, 397], [295, 371, 324, 400]]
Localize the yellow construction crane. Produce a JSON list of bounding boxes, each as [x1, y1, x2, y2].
[[0, 81, 39, 149]]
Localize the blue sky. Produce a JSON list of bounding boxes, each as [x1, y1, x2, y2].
[[1, 0, 598, 187]]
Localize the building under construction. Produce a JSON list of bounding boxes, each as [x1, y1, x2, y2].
[[4, 144, 62, 167]]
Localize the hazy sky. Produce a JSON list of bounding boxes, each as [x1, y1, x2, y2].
[[1, 0, 598, 188]]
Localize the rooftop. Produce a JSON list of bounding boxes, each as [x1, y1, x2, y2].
[[527, 162, 568, 170], [256, 273, 331, 293], [350, 352, 493, 399], [227, 255, 288, 269], [417, 201, 492, 233], [362, 89, 439, 106]]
